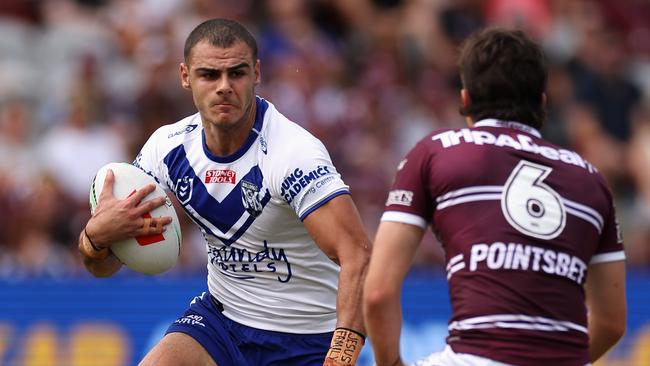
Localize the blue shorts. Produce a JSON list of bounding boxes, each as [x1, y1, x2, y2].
[[166, 292, 333, 366]]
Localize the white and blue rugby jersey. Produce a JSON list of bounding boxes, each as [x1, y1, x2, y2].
[[134, 97, 348, 333]]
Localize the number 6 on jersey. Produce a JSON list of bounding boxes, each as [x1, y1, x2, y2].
[[502, 160, 566, 239]]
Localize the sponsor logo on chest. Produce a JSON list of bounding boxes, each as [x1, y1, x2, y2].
[[205, 169, 236, 184], [209, 240, 293, 283]]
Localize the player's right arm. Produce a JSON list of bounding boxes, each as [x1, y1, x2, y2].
[[78, 169, 171, 277], [363, 221, 424, 366], [585, 259, 626, 362], [78, 229, 122, 277]]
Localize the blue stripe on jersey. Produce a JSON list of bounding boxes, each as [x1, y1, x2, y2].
[[163, 145, 270, 244], [298, 189, 350, 221], [202, 97, 269, 164], [219, 190, 271, 247]]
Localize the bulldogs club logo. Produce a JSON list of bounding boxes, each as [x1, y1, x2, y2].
[[176, 176, 194, 205], [241, 180, 263, 217]]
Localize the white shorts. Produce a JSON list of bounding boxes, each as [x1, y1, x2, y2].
[[409, 346, 592, 366], [409, 346, 514, 366]]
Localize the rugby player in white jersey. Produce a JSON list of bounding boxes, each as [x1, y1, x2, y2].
[[77, 18, 369, 366], [364, 28, 626, 366]]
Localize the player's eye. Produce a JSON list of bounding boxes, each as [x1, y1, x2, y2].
[[199, 71, 218, 79], [229, 70, 245, 78]]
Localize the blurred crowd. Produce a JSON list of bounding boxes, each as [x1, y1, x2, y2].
[[0, 0, 649, 278]]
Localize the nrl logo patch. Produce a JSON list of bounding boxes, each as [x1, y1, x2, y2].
[[176, 176, 194, 205], [241, 180, 263, 217]]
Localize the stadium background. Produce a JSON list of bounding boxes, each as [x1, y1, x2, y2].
[[0, 0, 649, 365]]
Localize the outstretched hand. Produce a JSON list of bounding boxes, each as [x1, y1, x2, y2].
[[85, 169, 173, 248]]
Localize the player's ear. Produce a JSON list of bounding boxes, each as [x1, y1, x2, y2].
[[253, 59, 261, 86], [460, 89, 474, 127], [180, 63, 191, 89], [460, 88, 471, 109]]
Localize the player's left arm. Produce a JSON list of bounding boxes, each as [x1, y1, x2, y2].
[[586, 177, 627, 362], [585, 259, 626, 362], [363, 220, 423, 366], [303, 194, 371, 366]]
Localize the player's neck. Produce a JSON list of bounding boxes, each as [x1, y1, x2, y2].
[[204, 103, 257, 157]]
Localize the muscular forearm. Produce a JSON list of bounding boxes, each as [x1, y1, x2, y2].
[[335, 260, 367, 332], [324, 255, 369, 365]]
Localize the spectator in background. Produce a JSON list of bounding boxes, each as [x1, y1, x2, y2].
[[0, 98, 41, 200], [37, 53, 129, 251], [0, 98, 39, 273], [566, 27, 641, 194], [626, 106, 650, 265], [39, 90, 128, 203], [0, 98, 75, 277]]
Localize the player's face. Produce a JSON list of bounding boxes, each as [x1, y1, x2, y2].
[[180, 40, 260, 131]]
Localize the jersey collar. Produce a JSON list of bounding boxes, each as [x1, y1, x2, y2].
[[473, 119, 542, 138]]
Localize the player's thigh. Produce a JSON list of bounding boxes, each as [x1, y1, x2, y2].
[[139, 332, 218, 366]]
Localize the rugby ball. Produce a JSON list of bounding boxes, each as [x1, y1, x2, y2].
[[89, 162, 182, 274]]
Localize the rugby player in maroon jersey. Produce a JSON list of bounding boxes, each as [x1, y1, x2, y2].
[[363, 28, 626, 366]]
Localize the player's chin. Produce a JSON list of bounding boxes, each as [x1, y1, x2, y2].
[[205, 109, 230, 122], [209, 114, 240, 128]]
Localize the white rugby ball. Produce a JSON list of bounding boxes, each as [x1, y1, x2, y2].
[[89, 162, 182, 274]]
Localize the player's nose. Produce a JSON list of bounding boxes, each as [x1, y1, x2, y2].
[[216, 77, 233, 95]]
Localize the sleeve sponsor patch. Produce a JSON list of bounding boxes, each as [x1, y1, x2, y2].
[[386, 190, 414, 206], [280, 166, 332, 204]]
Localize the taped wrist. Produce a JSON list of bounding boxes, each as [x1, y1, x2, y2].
[[324, 327, 365, 365], [80, 229, 109, 260]]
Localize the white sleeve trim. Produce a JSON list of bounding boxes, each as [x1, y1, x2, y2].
[[381, 211, 428, 229], [590, 250, 626, 264]]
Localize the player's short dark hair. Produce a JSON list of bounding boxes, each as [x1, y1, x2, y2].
[[458, 28, 547, 129], [184, 18, 258, 64]]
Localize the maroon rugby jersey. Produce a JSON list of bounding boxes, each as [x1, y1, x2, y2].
[[382, 119, 625, 366]]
